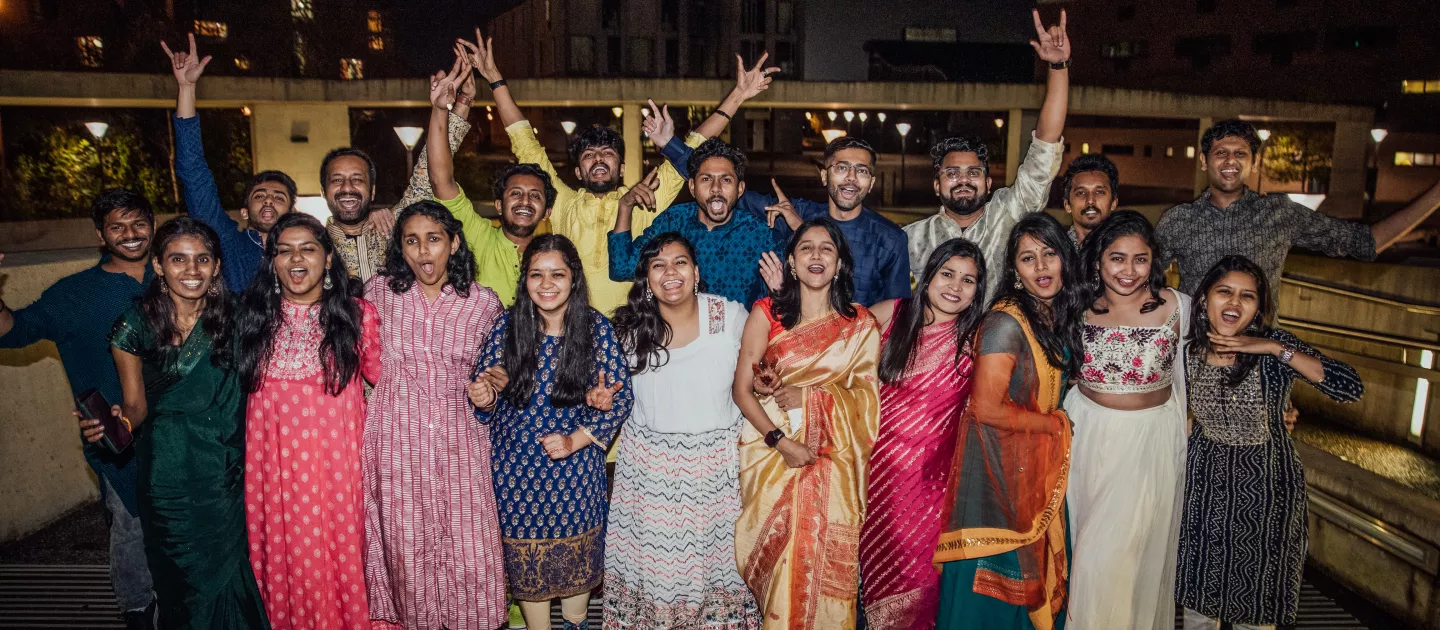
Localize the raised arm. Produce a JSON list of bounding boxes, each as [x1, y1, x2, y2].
[[1029, 9, 1070, 143], [1371, 177, 1440, 253], [163, 34, 242, 238], [463, 31, 523, 127], [426, 53, 473, 202], [396, 49, 475, 211], [694, 53, 780, 140]]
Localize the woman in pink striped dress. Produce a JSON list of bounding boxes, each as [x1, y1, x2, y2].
[[236, 212, 380, 629], [362, 202, 507, 629], [859, 239, 988, 630]]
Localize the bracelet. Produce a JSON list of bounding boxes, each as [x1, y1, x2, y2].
[[712, 109, 732, 120], [1049, 58, 1071, 70], [489, 78, 508, 91], [764, 428, 785, 448], [455, 92, 474, 107]]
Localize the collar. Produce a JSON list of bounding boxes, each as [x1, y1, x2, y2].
[[1199, 187, 1259, 212], [246, 228, 264, 248]]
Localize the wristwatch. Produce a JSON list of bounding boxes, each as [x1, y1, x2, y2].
[[764, 428, 785, 448], [1049, 58, 1071, 70], [1278, 344, 1296, 365]]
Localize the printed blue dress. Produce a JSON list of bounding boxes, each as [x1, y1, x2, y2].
[[474, 309, 633, 600]]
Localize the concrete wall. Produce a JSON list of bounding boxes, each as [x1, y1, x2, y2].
[[1378, 131, 1440, 204], [0, 249, 107, 543], [250, 102, 353, 196]]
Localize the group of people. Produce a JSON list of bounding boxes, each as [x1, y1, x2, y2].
[[3, 8, 1440, 630]]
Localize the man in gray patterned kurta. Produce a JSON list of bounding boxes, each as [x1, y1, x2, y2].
[[903, 34, 1072, 306], [1156, 119, 1440, 298]]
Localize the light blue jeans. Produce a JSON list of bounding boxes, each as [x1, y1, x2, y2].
[[102, 477, 154, 612]]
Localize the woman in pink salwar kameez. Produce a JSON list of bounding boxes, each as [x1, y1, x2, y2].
[[362, 202, 507, 629], [859, 239, 988, 630], [237, 213, 380, 629]]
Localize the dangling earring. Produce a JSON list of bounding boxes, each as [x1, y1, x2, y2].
[[643, 285, 653, 301], [693, 280, 700, 295], [272, 274, 282, 295], [160, 280, 169, 295], [323, 273, 334, 291], [789, 267, 797, 279], [1013, 277, 1023, 290]]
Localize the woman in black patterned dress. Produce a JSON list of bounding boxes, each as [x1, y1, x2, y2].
[[1176, 255, 1363, 630]]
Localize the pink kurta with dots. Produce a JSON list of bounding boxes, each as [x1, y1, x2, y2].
[[245, 298, 380, 629]]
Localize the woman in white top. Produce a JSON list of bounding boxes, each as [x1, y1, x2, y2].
[[603, 233, 762, 629], [1064, 211, 1190, 629]]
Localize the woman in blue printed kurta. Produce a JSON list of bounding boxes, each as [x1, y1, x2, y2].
[[470, 234, 633, 630]]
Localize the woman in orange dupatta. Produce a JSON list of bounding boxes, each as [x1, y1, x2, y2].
[[732, 218, 881, 630], [934, 214, 1086, 630]]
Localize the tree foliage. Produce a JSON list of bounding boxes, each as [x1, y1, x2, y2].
[[1260, 124, 1333, 193]]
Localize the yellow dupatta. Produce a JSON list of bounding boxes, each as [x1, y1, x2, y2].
[[736, 302, 881, 630]]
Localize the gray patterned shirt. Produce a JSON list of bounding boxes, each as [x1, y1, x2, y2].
[[1155, 188, 1376, 297]]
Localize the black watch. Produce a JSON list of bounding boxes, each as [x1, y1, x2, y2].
[[764, 428, 785, 448], [1049, 58, 1071, 70], [488, 78, 508, 91]]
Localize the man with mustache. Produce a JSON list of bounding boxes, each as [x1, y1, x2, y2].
[[464, 32, 698, 314], [903, 8, 1072, 306], [609, 137, 779, 305], [163, 33, 297, 290], [1156, 119, 1440, 298], [1061, 154, 1120, 246], [0, 189, 159, 629], [321, 146, 392, 282]]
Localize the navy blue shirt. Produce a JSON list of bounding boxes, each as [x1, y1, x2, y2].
[[0, 262, 152, 514], [174, 115, 265, 292], [609, 202, 780, 306], [661, 138, 911, 305]]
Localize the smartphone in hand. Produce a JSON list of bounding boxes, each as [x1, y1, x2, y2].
[[75, 388, 132, 454]]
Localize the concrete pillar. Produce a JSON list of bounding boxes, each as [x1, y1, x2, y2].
[[1004, 108, 1023, 186], [623, 102, 642, 187], [250, 102, 353, 195], [1193, 117, 1213, 199], [1319, 121, 1370, 219]]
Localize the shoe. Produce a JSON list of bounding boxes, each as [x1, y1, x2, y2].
[[562, 620, 589, 630], [122, 599, 158, 630]]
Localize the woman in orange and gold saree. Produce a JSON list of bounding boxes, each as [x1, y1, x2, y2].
[[732, 218, 881, 630], [934, 214, 1086, 630]]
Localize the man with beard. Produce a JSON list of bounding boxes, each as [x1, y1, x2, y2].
[[164, 34, 297, 290], [609, 138, 779, 304], [321, 147, 392, 282], [903, 9, 1072, 306], [0, 189, 158, 629], [1157, 118, 1440, 298], [464, 32, 698, 314], [1061, 153, 1120, 246]]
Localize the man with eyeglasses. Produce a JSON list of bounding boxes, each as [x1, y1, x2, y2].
[[903, 8, 1073, 306]]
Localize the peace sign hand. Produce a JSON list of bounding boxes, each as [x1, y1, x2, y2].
[[763, 179, 800, 229], [642, 98, 675, 148], [1029, 8, 1071, 65], [160, 33, 212, 87], [457, 28, 503, 85], [734, 52, 781, 101], [585, 369, 624, 412]]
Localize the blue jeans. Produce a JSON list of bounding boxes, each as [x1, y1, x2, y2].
[[102, 477, 153, 611]]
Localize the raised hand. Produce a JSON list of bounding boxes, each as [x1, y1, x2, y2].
[[585, 369, 624, 411], [1029, 8, 1071, 64], [763, 179, 801, 229], [757, 251, 785, 294], [734, 52, 781, 101], [458, 28, 503, 85], [642, 98, 675, 148], [160, 33, 212, 87], [618, 169, 660, 214], [429, 53, 473, 111]]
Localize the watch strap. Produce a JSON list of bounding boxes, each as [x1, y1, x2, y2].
[[1049, 58, 1071, 70], [488, 78, 508, 91], [764, 428, 785, 448]]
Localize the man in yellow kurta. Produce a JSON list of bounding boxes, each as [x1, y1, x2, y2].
[[468, 34, 699, 314]]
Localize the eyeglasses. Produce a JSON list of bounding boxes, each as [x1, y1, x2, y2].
[[938, 166, 986, 181], [828, 163, 873, 179]]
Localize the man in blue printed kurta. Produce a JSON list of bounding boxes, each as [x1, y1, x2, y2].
[[0, 189, 158, 628], [609, 138, 779, 306]]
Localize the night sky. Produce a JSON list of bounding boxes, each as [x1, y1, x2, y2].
[[387, 0, 523, 76]]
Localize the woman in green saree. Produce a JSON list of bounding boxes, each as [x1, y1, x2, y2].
[[81, 217, 268, 629]]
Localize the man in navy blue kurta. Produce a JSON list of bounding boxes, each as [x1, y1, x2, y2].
[[609, 139, 779, 306], [660, 136, 910, 306], [0, 189, 157, 623]]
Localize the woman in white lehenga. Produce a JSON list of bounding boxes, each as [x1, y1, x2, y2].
[[1064, 211, 1190, 629]]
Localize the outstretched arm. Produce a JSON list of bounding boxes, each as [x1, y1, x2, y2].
[[1029, 9, 1070, 143], [1372, 177, 1440, 252], [694, 53, 780, 140], [426, 53, 472, 202], [395, 46, 475, 211], [462, 30, 523, 127]]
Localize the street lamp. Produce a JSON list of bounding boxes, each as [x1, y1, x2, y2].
[[994, 117, 1005, 129], [612, 106, 624, 118], [827, 111, 837, 122], [562, 120, 577, 143], [876, 112, 886, 124], [1369, 128, 1389, 209], [895, 122, 912, 196], [1256, 128, 1271, 194], [821, 129, 847, 143], [1371, 128, 1389, 144], [858, 112, 868, 138], [85, 122, 109, 191], [392, 126, 424, 176]]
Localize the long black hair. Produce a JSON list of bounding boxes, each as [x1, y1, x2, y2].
[[1187, 255, 1271, 387], [878, 238, 987, 384], [379, 200, 477, 298], [1081, 210, 1167, 315], [236, 212, 362, 396], [502, 234, 596, 408], [772, 218, 857, 329], [612, 233, 700, 375], [140, 217, 232, 366], [995, 213, 1085, 376]]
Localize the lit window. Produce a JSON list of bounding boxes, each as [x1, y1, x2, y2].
[[194, 20, 229, 40], [1080, 142, 1090, 153], [1166, 146, 1175, 157], [369, 36, 385, 51], [341, 58, 364, 80], [234, 56, 251, 70], [1402, 80, 1440, 94], [1186, 146, 1197, 158], [1395, 152, 1414, 166], [294, 34, 308, 73], [367, 10, 384, 33], [1417, 153, 1437, 167], [291, 0, 314, 21], [1431, 81, 1440, 93], [76, 36, 103, 68]]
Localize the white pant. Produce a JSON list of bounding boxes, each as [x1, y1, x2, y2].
[[1182, 607, 1275, 630]]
